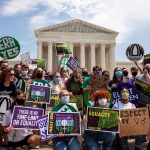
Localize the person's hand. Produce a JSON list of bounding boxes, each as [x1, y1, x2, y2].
[[4, 126, 14, 133], [144, 68, 149, 76], [111, 84, 117, 89], [58, 132, 65, 137]]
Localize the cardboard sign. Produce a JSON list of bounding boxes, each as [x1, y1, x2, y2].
[[86, 107, 119, 132], [120, 107, 150, 136], [20, 52, 31, 65], [55, 43, 72, 55], [135, 78, 150, 98], [47, 112, 81, 135], [0, 36, 20, 59], [14, 75, 26, 92], [88, 75, 109, 101], [0, 113, 4, 123], [0, 95, 13, 113], [27, 85, 51, 103], [38, 115, 55, 141], [112, 82, 139, 105], [11, 106, 44, 130], [66, 57, 80, 70], [143, 54, 150, 65]]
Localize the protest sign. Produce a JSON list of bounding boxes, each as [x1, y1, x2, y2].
[[31, 79, 51, 87], [0, 113, 4, 123], [88, 75, 109, 101], [20, 52, 31, 65], [47, 112, 81, 135], [143, 54, 150, 65], [135, 78, 150, 97], [32, 59, 47, 69], [111, 82, 139, 105], [120, 107, 150, 136], [44, 75, 53, 82], [27, 85, 51, 103], [66, 57, 81, 70], [11, 106, 44, 130], [55, 43, 72, 55], [86, 107, 119, 132], [0, 36, 20, 59], [14, 75, 26, 92], [47, 95, 60, 110], [38, 115, 55, 141], [0, 95, 12, 114]]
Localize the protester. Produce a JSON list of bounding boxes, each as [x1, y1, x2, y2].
[[2, 91, 41, 149], [122, 68, 130, 83], [84, 90, 116, 150], [20, 64, 30, 80], [60, 67, 69, 83], [14, 64, 22, 76], [129, 66, 139, 85], [52, 89, 80, 150], [0, 59, 8, 71]]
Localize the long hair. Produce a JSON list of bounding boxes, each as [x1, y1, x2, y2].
[[112, 67, 124, 84]]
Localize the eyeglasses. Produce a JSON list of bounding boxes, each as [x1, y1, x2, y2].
[[62, 94, 69, 96]]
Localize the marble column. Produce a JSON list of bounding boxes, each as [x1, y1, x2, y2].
[[37, 41, 42, 59], [90, 43, 96, 71], [47, 42, 53, 72], [100, 44, 106, 70], [80, 43, 85, 68]]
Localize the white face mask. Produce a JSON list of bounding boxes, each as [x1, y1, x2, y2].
[[98, 98, 107, 106]]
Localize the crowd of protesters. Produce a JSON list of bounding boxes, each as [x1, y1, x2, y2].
[[0, 58, 150, 150]]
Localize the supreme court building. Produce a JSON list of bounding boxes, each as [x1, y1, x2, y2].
[[34, 19, 118, 73]]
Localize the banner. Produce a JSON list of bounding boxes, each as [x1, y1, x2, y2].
[[47, 112, 81, 135], [11, 106, 44, 130], [66, 57, 81, 70], [27, 85, 51, 103], [55, 43, 73, 55], [135, 78, 150, 97], [0, 36, 20, 59], [88, 75, 109, 101], [120, 107, 150, 136], [38, 115, 55, 141], [0, 95, 13, 114], [86, 107, 119, 132], [20, 52, 31, 65], [111, 82, 139, 105], [14, 75, 26, 92], [0, 113, 4, 123], [143, 54, 150, 65], [32, 59, 47, 69]]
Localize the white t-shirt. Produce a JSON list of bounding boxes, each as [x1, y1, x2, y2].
[[112, 101, 136, 110], [2, 110, 32, 142]]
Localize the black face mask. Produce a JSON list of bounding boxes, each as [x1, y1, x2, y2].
[[35, 72, 43, 79], [123, 71, 128, 76], [132, 72, 138, 77], [16, 99, 25, 106]]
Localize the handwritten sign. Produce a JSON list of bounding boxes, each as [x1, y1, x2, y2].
[[11, 106, 44, 130], [120, 107, 150, 136], [112, 82, 139, 105], [66, 57, 80, 70], [48, 112, 81, 135], [27, 85, 51, 103], [86, 107, 119, 132]]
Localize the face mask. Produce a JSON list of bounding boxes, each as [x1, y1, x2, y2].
[[54, 77, 61, 83], [121, 92, 129, 99], [16, 99, 25, 106], [131, 72, 138, 77], [61, 96, 69, 103], [115, 71, 123, 77], [35, 72, 43, 79], [98, 98, 107, 106], [123, 71, 128, 76], [21, 70, 28, 76]]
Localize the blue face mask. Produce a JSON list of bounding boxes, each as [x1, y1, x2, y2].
[[61, 96, 69, 103], [115, 71, 123, 77], [54, 77, 61, 83]]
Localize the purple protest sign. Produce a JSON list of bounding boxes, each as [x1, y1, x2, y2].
[[27, 85, 51, 103], [111, 82, 139, 105], [48, 112, 81, 135], [66, 57, 81, 70], [11, 106, 44, 130]]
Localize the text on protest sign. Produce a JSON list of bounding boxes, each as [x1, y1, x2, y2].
[[66, 57, 81, 70], [120, 107, 150, 137], [27, 85, 51, 103], [38, 115, 55, 141], [14, 75, 26, 92], [11, 106, 44, 130], [48, 112, 81, 135], [111, 82, 139, 105], [0, 36, 20, 59], [86, 107, 119, 133]]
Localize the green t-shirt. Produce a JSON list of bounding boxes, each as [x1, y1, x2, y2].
[[52, 104, 77, 112], [31, 79, 51, 87]]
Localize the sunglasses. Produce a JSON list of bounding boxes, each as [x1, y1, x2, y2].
[[9, 73, 15, 76]]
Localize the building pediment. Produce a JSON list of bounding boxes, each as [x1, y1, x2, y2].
[[35, 19, 118, 34]]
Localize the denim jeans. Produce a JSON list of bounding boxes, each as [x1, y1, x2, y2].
[[135, 136, 144, 148], [84, 130, 116, 150], [52, 136, 80, 150]]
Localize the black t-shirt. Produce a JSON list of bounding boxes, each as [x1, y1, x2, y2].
[[0, 83, 16, 97]]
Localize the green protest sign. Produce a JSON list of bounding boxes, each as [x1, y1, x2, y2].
[[14, 75, 26, 92], [0, 36, 20, 59], [32, 59, 47, 69], [86, 107, 119, 132]]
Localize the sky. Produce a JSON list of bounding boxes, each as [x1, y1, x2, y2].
[[0, 0, 150, 61]]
